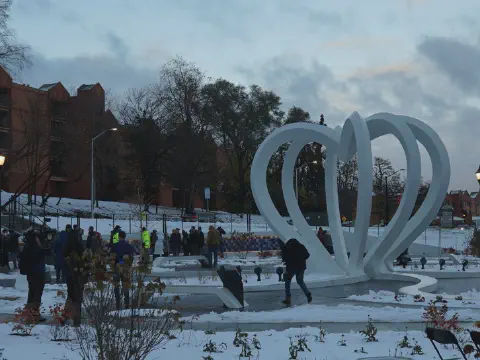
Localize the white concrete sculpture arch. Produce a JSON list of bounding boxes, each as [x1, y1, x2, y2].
[[250, 112, 450, 280]]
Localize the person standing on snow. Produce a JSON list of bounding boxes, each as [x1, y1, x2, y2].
[[281, 238, 312, 306], [20, 230, 51, 321], [54, 225, 70, 283], [110, 225, 121, 246], [170, 229, 182, 256], [112, 231, 134, 310], [141, 227, 151, 264], [182, 230, 189, 256], [86, 226, 102, 257], [150, 229, 158, 253], [63, 225, 85, 326], [206, 225, 221, 268]]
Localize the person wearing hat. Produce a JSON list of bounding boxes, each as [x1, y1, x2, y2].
[[110, 225, 121, 246]]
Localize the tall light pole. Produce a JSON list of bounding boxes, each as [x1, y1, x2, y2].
[[91, 128, 117, 218], [0, 155, 6, 270], [295, 160, 318, 202], [384, 168, 405, 226]]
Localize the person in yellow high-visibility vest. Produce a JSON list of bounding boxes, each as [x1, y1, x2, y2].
[[111, 225, 121, 245], [141, 227, 151, 265]]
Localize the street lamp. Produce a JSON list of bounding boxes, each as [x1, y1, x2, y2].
[[295, 160, 318, 202], [476, 165, 480, 186], [384, 168, 405, 226], [0, 155, 5, 270], [91, 128, 117, 218]]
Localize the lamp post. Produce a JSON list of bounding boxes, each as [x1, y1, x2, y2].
[[91, 128, 117, 218], [384, 168, 405, 226], [0, 155, 5, 269], [295, 160, 318, 202]]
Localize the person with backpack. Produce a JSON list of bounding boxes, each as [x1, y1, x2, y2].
[[281, 238, 312, 306], [20, 230, 51, 320]]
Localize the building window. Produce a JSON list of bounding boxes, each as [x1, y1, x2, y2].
[[0, 88, 9, 107]]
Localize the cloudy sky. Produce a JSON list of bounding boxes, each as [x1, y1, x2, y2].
[[9, 0, 480, 191]]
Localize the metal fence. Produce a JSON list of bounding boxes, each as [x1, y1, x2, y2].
[[2, 196, 269, 234]]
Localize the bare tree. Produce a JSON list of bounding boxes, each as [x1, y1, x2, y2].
[[0, 0, 30, 74], [119, 87, 170, 210], [157, 57, 217, 211], [21, 96, 52, 203], [337, 155, 358, 191], [373, 157, 403, 195]]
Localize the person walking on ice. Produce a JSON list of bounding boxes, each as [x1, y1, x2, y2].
[[281, 238, 312, 306]]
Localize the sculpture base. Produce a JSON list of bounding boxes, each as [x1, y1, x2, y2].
[[244, 273, 368, 293]]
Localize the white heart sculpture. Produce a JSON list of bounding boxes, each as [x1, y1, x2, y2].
[[250, 112, 450, 279]]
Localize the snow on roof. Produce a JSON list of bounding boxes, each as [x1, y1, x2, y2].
[[39, 83, 58, 91], [78, 84, 96, 91]]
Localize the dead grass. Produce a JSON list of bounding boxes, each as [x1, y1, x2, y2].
[[0, 296, 20, 301]]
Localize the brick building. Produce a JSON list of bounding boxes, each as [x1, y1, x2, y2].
[[0, 66, 221, 210], [445, 190, 480, 223], [0, 66, 119, 201]]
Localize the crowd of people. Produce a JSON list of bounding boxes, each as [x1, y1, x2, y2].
[[0, 223, 156, 325], [2, 221, 321, 314], [162, 225, 225, 268]]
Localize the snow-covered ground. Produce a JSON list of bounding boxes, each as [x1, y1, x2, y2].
[[187, 303, 479, 324], [0, 323, 476, 360], [348, 290, 480, 309]]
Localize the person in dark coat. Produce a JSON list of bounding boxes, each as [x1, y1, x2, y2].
[[281, 238, 312, 306], [182, 230, 189, 255], [217, 226, 226, 255], [112, 231, 134, 310], [54, 225, 70, 283], [170, 229, 182, 256], [322, 230, 334, 255], [189, 227, 198, 255], [8, 229, 19, 269], [150, 230, 158, 253], [63, 226, 85, 326], [86, 226, 102, 256], [198, 226, 205, 253], [21, 230, 51, 320]]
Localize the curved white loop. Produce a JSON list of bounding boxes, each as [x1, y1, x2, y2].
[[368, 114, 450, 270], [251, 123, 344, 275], [282, 141, 347, 271], [251, 111, 450, 280], [324, 149, 349, 270], [362, 115, 422, 276], [337, 112, 373, 273]]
